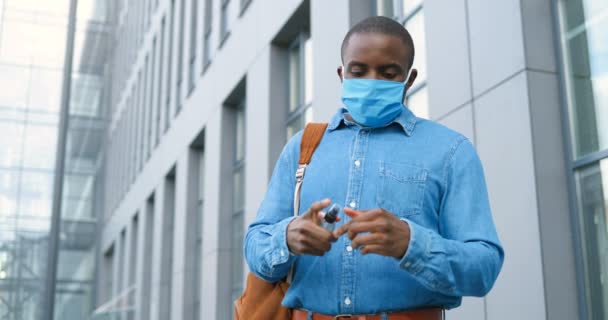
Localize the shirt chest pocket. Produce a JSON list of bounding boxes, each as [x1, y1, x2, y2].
[[376, 161, 427, 217]]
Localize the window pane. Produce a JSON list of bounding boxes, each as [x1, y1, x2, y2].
[[0, 121, 24, 168], [70, 73, 103, 117], [289, 43, 301, 112], [407, 86, 428, 119], [235, 106, 245, 162], [376, 0, 394, 17], [575, 159, 608, 319], [232, 169, 244, 212], [22, 123, 57, 169], [0, 65, 30, 109], [0, 169, 19, 216], [19, 171, 54, 219], [561, 8, 608, 157], [0, 19, 66, 68], [230, 211, 244, 293], [405, 12, 427, 82], [28, 68, 63, 113], [304, 36, 313, 106]]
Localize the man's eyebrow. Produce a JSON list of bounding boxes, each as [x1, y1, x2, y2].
[[347, 61, 368, 68], [378, 63, 404, 73]]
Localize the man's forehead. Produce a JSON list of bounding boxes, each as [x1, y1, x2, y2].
[[343, 33, 410, 66]]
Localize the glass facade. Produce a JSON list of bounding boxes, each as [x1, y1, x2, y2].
[[0, 0, 109, 319], [0, 0, 65, 319], [53, 0, 110, 318], [286, 33, 313, 140], [559, 0, 608, 319]]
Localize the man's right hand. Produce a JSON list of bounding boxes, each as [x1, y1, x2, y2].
[[286, 198, 337, 256]]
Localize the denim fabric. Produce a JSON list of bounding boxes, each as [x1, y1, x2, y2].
[[244, 107, 504, 315]]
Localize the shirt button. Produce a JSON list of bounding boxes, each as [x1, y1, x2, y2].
[[354, 160, 361, 167], [346, 245, 353, 252], [344, 297, 351, 305], [349, 201, 356, 208], [404, 261, 411, 268], [280, 250, 285, 257]]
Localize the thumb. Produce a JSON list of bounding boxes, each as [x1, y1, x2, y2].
[[303, 198, 331, 224]]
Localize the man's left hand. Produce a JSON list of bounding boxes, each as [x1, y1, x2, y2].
[[333, 208, 410, 259]]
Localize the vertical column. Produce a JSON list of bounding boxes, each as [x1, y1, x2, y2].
[[133, 204, 146, 320], [170, 151, 194, 319], [149, 182, 165, 320], [201, 110, 224, 320], [245, 46, 272, 229]]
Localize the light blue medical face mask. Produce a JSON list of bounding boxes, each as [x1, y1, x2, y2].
[[341, 77, 406, 128]]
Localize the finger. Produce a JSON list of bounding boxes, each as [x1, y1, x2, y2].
[[359, 244, 386, 255], [351, 233, 385, 249], [343, 207, 363, 218], [306, 199, 331, 224], [305, 224, 337, 244], [347, 220, 382, 240], [349, 208, 385, 223], [332, 222, 351, 238]]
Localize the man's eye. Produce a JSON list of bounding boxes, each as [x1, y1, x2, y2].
[[350, 71, 364, 77], [383, 73, 397, 79]]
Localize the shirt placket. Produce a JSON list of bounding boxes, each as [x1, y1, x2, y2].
[[339, 128, 369, 314]]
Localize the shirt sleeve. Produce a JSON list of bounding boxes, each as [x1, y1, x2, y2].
[[243, 132, 301, 282], [398, 137, 504, 297]]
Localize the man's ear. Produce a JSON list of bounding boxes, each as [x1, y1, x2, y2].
[[405, 68, 418, 90], [337, 65, 344, 82]]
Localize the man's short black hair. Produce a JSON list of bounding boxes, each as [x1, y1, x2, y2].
[[341, 16, 415, 70]]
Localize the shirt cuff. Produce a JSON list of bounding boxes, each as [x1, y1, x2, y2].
[[267, 216, 297, 267], [398, 218, 428, 275]]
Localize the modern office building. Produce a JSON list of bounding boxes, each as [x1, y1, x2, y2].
[[88, 0, 606, 320]]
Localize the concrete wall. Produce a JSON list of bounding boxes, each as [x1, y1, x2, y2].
[[425, 1, 578, 319]]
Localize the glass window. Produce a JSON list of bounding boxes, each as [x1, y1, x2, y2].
[[156, 20, 165, 145], [376, 0, 394, 17], [240, 0, 252, 14], [288, 43, 301, 112], [203, 0, 213, 69], [22, 123, 57, 169], [230, 100, 245, 317], [18, 171, 54, 218], [0, 121, 24, 168], [166, 1, 175, 131], [189, 0, 198, 93], [575, 159, 608, 319], [0, 19, 66, 68], [0, 65, 30, 109], [559, 2, 608, 318], [286, 34, 313, 139], [287, 106, 313, 141], [560, 2, 608, 158], [28, 68, 63, 113], [220, 0, 231, 42], [0, 169, 19, 216], [176, 0, 186, 114], [69, 73, 103, 117]]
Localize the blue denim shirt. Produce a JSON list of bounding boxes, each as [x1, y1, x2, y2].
[[244, 107, 504, 315]]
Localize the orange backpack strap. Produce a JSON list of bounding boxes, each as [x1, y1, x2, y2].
[[293, 123, 328, 217], [299, 123, 328, 165]]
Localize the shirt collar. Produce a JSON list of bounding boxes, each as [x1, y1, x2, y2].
[[327, 107, 417, 136]]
